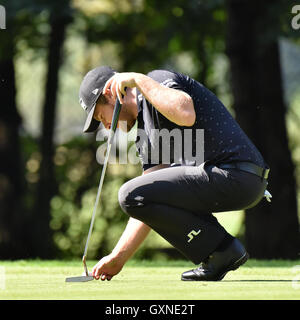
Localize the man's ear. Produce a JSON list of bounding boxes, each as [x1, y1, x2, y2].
[[104, 89, 115, 104]]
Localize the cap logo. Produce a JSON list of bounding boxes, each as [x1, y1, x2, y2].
[[92, 88, 99, 95], [79, 98, 88, 111]]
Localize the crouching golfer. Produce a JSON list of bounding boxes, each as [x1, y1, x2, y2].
[[78, 66, 270, 281]]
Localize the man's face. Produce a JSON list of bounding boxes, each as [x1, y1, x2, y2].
[[93, 101, 113, 130], [93, 93, 137, 132]]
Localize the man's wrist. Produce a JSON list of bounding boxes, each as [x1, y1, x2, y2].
[[133, 73, 147, 91], [111, 249, 129, 265]]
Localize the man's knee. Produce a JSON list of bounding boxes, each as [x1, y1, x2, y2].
[[118, 182, 131, 212], [118, 180, 145, 216]]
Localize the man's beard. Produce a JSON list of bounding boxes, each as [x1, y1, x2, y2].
[[118, 118, 136, 133]]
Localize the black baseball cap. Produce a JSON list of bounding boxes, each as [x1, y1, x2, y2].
[[79, 66, 116, 133]]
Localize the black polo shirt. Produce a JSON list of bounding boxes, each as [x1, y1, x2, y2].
[[135, 69, 266, 172]]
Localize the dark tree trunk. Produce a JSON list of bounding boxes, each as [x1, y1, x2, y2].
[[226, 0, 300, 259], [0, 39, 25, 258], [32, 11, 70, 258]]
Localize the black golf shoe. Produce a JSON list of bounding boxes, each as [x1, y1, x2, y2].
[[181, 238, 249, 281]]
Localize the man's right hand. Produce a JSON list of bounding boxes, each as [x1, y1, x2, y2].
[[92, 253, 124, 281]]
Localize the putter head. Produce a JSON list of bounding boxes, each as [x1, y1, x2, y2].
[[65, 275, 94, 282], [65, 255, 94, 282]]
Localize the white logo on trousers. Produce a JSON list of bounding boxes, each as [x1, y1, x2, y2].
[[187, 229, 201, 243]]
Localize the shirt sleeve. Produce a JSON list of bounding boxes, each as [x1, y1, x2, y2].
[[146, 70, 186, 91]]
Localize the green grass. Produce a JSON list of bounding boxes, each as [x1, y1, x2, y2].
[[0, 259, 299, 300]]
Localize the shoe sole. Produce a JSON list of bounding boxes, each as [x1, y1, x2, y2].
[[216, 251, 249, 281]]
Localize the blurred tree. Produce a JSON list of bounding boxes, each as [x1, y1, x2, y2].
[[0, 11, 23, 258], [0, 0, 39, 258], [0, 0, 73, 258], [77, 0, 226, 90], [226, 0, 300, 258], [32, 0, 73, 258]]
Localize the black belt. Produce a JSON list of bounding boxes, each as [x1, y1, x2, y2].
[[219, 162, 269, 180]]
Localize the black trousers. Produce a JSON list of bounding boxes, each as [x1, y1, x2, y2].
[[118, 162, 267, 264]]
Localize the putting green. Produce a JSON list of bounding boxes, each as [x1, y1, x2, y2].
[[0, 259, 299, 300]]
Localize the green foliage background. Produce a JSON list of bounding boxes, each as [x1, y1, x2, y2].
[[9, 0, 300, 259]]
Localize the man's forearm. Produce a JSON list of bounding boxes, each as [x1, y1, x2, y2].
[[111, 164, 170, 264], [102, 71, 195, 126], [134, 73, 195, 126], [112, 217, 151, 264]]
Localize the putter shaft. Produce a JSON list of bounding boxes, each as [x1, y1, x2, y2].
[[81, 98, 122, 274], [82, 142, 112, 261]]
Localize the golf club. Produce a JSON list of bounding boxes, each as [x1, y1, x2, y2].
[[66, 97, 122, 283]]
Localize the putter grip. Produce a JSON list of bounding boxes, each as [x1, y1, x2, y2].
[[111, 98, 122, 133]]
